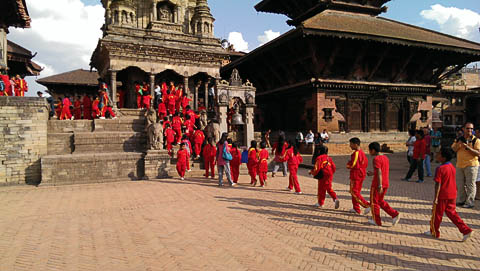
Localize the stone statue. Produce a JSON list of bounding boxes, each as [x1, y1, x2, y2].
[[199, 109, 208, 130], [159, 6, 171, 22], [145, 107, 157, 127], [205, 121, 221, 143], [147, 123, 164, 150]]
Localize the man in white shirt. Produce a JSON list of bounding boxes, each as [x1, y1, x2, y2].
[[154, 84, 161, 109], [305, 130, 314, 144], [320, 129, 329, 143], [406, 129, 416, 164]]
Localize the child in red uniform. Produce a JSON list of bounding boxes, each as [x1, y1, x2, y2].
[[135, 82, 143, 109], [367, 142, 401, 226], [203, 137, 216, 178], [403, 129, 426, 183], [176, 143, 189, 180], [286, 141, 303, 194], [158, 101, 167, 119], [347, 137, 370, 214], [230, 142, 242, 183], [142, 82, 151, 110], [425, 147, 473, 241], [91, 96, 100, 119], [166, 90, 176, 115], [247, 141, 259, 186], [164, 124, 176, 156], [181, 95, 192, 113], [184, 114, 196, 139], [82, 94, 92, 120], [310, 145, 339, 209], [73, 96, 82, 120], [60, 95, 73, 120], [171, 113, 183, 144], [55, 98, 62, 119], [258, 141, 269, 187], [193, 129, 205, 158]]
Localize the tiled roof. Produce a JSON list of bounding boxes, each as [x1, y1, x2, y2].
[[37, 69, 100, 87], [302, 10, 480, 53], [0, 0, 31, 28]]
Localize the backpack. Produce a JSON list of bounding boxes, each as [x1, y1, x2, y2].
[[241, 150, 248, 163], [0, 80, 4, 91], [222, 143, 232, 161]]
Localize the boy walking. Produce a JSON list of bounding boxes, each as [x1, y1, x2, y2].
[[347, 138, 370, 214], [425, 147, 473, 241], [310, 145, 339, 209], [176, 143, 189, 180], [367, 142, 401, 226]]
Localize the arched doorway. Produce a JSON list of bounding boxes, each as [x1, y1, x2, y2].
[[190, 72, 212, 110], [117, 66, 149, 108]]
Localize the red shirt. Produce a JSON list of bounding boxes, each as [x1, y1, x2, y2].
[[165, 128, 176, 143], [83, 96, 92, 109], [230, 147, 241, 166], [247, 148, 258, 167], [372, 155, 390, 189], [203, 144, 217, 159], [311, 154, 336, 179], [172, 116, 182, 129], [286, 148, 303, 168], [434, 162, 457, 199], [177, 149, 189, 166], [158, 103, 167, 114], [272, 142, 288, 162], [193, 130, 205, 144], [347, 149, 368, 180], [413, 138, 426, 159], [62, 97, 72, 108], [258, 149, 269, 172]]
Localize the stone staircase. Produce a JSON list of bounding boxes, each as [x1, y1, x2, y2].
[[41, 109, 171, 186]]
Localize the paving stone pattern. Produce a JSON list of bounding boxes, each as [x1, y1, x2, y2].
[[1, 153, 479, 270]]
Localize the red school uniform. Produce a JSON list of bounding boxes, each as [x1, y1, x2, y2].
[[167, 94, 176, 115], [135, 84, 143, 109], [176, 149, 190, 178], [230, 147, 242, 183], [258, 148, 269, 186], [370, 155, 399, 226], [0, 75, 12, 96], [171, 116, 183, 143], [347, 149, 370, 213], [60, 97, 72, 120], [83, 95, 92, 120], [413, 138, 426, 160], [165, 127, 176, 154], [158, 102, 167, 119], [193, 130, 205, 157], [311, 154, 337, 206], [286, 148, 303, 192], [73, 100, 82, 120], [247, 148, 258, 184], [203, 144, 217, 178], [430, 162, 472, 238]]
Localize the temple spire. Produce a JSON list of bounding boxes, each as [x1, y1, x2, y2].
[[191, 0, 215, 38]]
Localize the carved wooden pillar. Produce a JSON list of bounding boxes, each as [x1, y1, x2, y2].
[[110, 70, 117, 110]]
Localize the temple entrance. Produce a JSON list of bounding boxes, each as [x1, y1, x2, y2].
[[190, 72, 211, 110], [348, 102, 363, 132], [117, 66, 149, 108]]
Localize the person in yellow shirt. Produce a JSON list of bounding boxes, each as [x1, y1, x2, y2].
[[451, 122, 480, 208]]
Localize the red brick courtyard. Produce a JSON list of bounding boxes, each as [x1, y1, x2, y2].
[[0, 153, 479, 271]]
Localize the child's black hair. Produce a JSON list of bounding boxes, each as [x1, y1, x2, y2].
[[180, 142, 185, 147], [227, 138, 233, 144], [349, 137, 361, 145], [416, 129, 425, 138], [232, 142, 238, 149], [317, 145, 328, 156], [260, 141, 266, 149], [250, 140, 257, 149], [440, 147, 454, 162], [368, 142, 381, 153]]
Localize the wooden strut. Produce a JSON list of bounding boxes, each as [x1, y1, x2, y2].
[[392, 50, 415, 83], [322, 45, 341, 77], [367, 47, 389, 81]]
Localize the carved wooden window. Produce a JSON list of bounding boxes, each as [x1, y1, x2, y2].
[[420, 110, 428, 122], [444, 114, 452, 125], [322, 108, 333, 122]]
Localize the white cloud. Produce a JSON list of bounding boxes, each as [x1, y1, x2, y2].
[[420, 4, 480, 42], [8, 0, 104, 96], [228, 32, 249, 52], [257, 29, 280, 46]]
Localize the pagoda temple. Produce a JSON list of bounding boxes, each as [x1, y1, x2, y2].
[[221, 0, 480, 133], [90, 0, 229, 110]]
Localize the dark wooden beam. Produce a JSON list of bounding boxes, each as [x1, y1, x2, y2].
[[437, 64, 465, 83], [367, 47, 389, 81], [322, 44, 342, 77], [267, 50, 296, 85], [430, 65, 448, 84], [347, 42, 369, 80], [410, 53, 432, 82], [392, 50, 415, 82], [308, 40, 325, 78]]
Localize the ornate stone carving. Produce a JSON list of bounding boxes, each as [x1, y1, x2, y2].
[[205, 121, 220, 143], [199, 109, 208, 130], [243, 79, 253, 87], [245, 93, 254, 105], [219, 93, 228, 104], [229, 69, 242, 87]]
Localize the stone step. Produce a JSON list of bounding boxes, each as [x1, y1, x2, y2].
[[94, 119, 146, 133], [41, 152, 146, 186], [48, 120, 93, 133], [74, 132, 147, 153]]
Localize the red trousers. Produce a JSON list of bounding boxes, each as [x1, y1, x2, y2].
[[288, 166, 301, 192], [176, 163, 186, 178], [101, 106, 115, 118], [158, 112, 166, 120], [194, 143, 202, 157], [318, 177, 337, 206], [430, 199, 472, 238], [92, 108, 100, 119], [168, 104, 175, 115], [350, 179, 369, 213], [74, 109, 81, 120], [84, 108, 92, 120], [204, 158, 215, 178], [231, 162, 240, 183], [60, 107, 72, 120], [258, 170, 267, 186], [173, 128, 182, 143], [370, 187, 399, 226], [167, 141, 174, 155], [137, 95, 142, 109], [142, 96, 151, 110], [247, 164, 257, 184]]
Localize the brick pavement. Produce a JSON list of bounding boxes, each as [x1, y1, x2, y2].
[[0, 153, 479, 270]]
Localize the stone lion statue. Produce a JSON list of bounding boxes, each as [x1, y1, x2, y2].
[[147, 123, 164, 150], [205, 121, 221, 143]]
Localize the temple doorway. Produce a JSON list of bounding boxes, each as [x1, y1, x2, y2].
[[117, 66, 149, 108]]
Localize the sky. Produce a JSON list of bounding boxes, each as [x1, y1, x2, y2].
[[7, 0, 480, 96]]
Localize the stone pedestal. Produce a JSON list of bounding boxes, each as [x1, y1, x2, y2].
[[245, 106, 255, 146], [218, 104, 228, 134], [144, 149, 172, 180]]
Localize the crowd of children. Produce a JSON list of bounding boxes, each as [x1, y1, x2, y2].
[[172, 132, 473, 242], [0, 74, 29, 97]]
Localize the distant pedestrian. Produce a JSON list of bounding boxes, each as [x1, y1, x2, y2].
[[451, 122, 480, 208], [406, 129, 416, 164], [258, 141, 269, 187], [320, 129, 330, 143], [423, 127, 432, 177], [216, 133, 235, 187], [203, 137, 216, 179], [431, 127, 442, 162], [286, 140, 303, 194], [247, 140, 259, 186], [265, 129, 271, 148], [305, 130, 314, 144], [402, 130, 426, 183], [295, 131, 304, 147], [230, 142, 242, 183], [425, 147, 473, 241], [272, 132, 288, 177], [176, 143, 189, 181]]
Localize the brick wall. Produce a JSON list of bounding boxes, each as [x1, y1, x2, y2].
[[0, 97, 49, 185]]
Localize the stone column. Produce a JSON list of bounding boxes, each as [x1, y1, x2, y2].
[[204, 79, 209, 110], [219, 104, 228, 134], [152, 1, 157, 21], [183, 76, 189, 97], [245, 106, 255, 147], [110, 70, 117, 110], [150, 73, 155, 108], [194, 83, 199, 111]]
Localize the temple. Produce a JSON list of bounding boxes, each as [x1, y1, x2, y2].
[[90, 0, 230, 111], [222, 0, 480, 133]]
